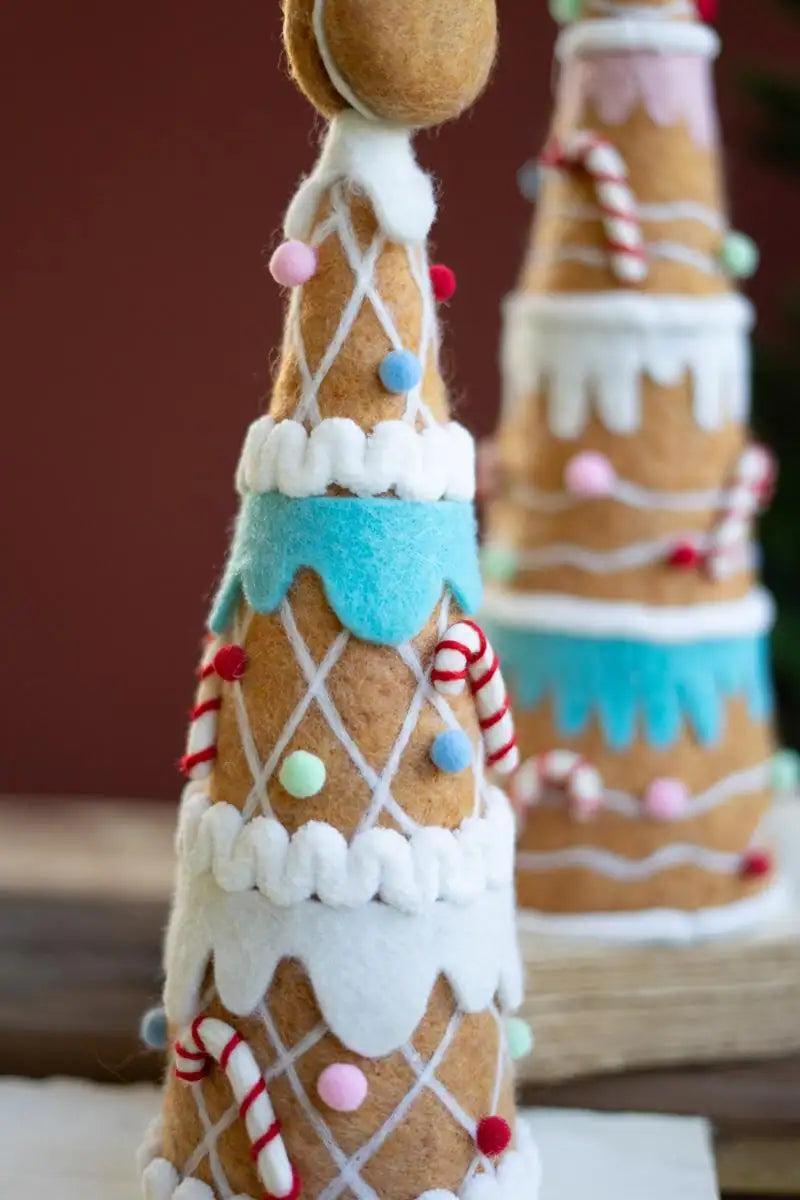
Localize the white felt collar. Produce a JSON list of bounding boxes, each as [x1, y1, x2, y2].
[[557, 17, 720, 60], [284, 111, 436, 245]]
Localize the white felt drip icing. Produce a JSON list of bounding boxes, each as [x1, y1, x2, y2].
[[285, 111, 436, 246], [502, 292, 753, 436], [177, 786, 515, 914], [557, 18, 720, 61], [508, 534, 754, 577], [481, 587, 775, 642], [517, 879, 790, 944], [164, 877, 523, 1058], [236, 416, 476, 502]]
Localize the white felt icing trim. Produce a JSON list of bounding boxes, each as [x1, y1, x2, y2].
[[550, 198, 725, 233], [517, 841, 747, 881], [532, 241, 721, 278], [177, 786, 515, 914], [312, 0, 377, 122], [517, 878, 791, 945], [557, 18, 720, 60], [236, 416, 476, 502], [285, 111, 436, 245], [164, 877, 523, 1057], [510, 478, 728, 515], [501, 292, 753, 436], [141, 1122, 542, 1200], [508, 534, 754, 576], [586, 0, 695, 16], [481, 587, 775, 642], [601, 761, 772, 820]]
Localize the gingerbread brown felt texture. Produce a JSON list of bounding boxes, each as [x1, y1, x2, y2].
[[210, 574, 482, 837], [160, 969, 516, 1197], [270, 193, 449, 432], [512, 699, 774, 913], [488, 378, 755, 605], [523, 106, 727, 296], [283, 0, 497, 127]]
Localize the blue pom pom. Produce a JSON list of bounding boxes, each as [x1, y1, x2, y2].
[[517, 160, 541, 203], [379, 349, 422, 394], [140, 1006, 168, 1050], [431, 730, 473, 774]]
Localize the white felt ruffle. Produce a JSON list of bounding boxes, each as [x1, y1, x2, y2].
[[177, 787, 516, 914], [285, 111, 436, 245], [164, 879, 523, 1057], [235, 416, 476, 503], [502, 292, 752, 437]]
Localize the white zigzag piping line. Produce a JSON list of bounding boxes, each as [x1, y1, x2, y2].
[[516, 840, 755, 881], [480, 586, 775, 641], [507, 533, 754, 577], [532, 241, 722, 277], [557, 17, 720, 60], [510, 477, 730, 515], [235, 415, 476, 502], [602, 762, 773, 820], [585, 0, 696, 17], [177, 784, 516, 914], [548, 198, 725, 233], [140, 1120, 542, 1200], [502, 292, 753, 437]]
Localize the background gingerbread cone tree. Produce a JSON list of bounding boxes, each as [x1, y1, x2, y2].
[[482, 0, 783, 938], [140, 3, 540, 1199]]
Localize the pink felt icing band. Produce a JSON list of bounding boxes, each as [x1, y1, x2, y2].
[[558, 53, 718, 149]]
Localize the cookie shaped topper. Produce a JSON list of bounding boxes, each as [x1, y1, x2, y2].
[[283, 0, 498, 127]]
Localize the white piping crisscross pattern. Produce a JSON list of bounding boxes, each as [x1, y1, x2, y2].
[[230, 594, 492, 835], [175, 990, 508, 1200], [288, 182, 438, 429]]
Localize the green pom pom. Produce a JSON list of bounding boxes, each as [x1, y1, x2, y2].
[[772, 749, 800, 795], [549, 0, 582, 22], [279, 750, 327, 799], [481, 543, 518, 583], [721, 232, 759, 279], [506, 1017, 534, 1061]]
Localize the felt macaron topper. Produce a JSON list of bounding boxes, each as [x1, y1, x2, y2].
[[283, 0, 498, 128]]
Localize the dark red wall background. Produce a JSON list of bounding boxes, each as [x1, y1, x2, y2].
[[1, 2, 797, 800]]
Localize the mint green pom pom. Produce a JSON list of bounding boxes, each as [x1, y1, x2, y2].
[[279, 750, 327, 798], [481, 544, 518, 583], [721, 232, 760, 279], [772, 749, 800, 794], [506, 1017, 534, 1061], [549, 0, 582, 22]]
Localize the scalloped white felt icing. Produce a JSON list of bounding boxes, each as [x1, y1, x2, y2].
[[481, 587, 775, 642], [501, 293, 753, 436], [516, 878, 791, 945], [236, 417, 476, 502], [164, 877, 523, 1057], [285, 111, 436, 246], [557, 18, 720, 61], [177, 786, 516, 914]]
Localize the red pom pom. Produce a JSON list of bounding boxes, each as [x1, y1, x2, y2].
[[668, 542, 703, 569], [213, 643, 248, 682], [476, 1115, 512, 1158], [430, 263, 457, 303], [740, 849, 772, 879], [697, 0, 718, 22]]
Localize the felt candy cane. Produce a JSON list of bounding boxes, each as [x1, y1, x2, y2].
[[511, 751, 604, 821], [431, 620, 519, 773], [180, 636, 223, 780], [706, 443, 776, 580], [542, 131, 647, 284], [175, 1016, 301, 1200]]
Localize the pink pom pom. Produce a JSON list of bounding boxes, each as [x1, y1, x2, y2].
[[317, 1063, 368, 1113], [564, 451, 617, 498], [644, 778, 690, 821], [269, 240, 317, 287]]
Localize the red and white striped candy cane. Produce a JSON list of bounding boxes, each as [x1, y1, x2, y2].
[[175, 1016, 301, 1200], [542, 130, 647, 284], [431, 620, 519, 774], [180, 636, 223, 780], [511, 751, 604, 821], [707, 443, 776, 581]]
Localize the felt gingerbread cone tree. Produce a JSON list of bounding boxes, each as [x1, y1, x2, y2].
[[483, 0, 785, 940], [139, 4, 541, 1199]]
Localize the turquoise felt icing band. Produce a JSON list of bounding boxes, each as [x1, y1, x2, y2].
[[210, 494, 482, 646], [484, 621, 774, 750]]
